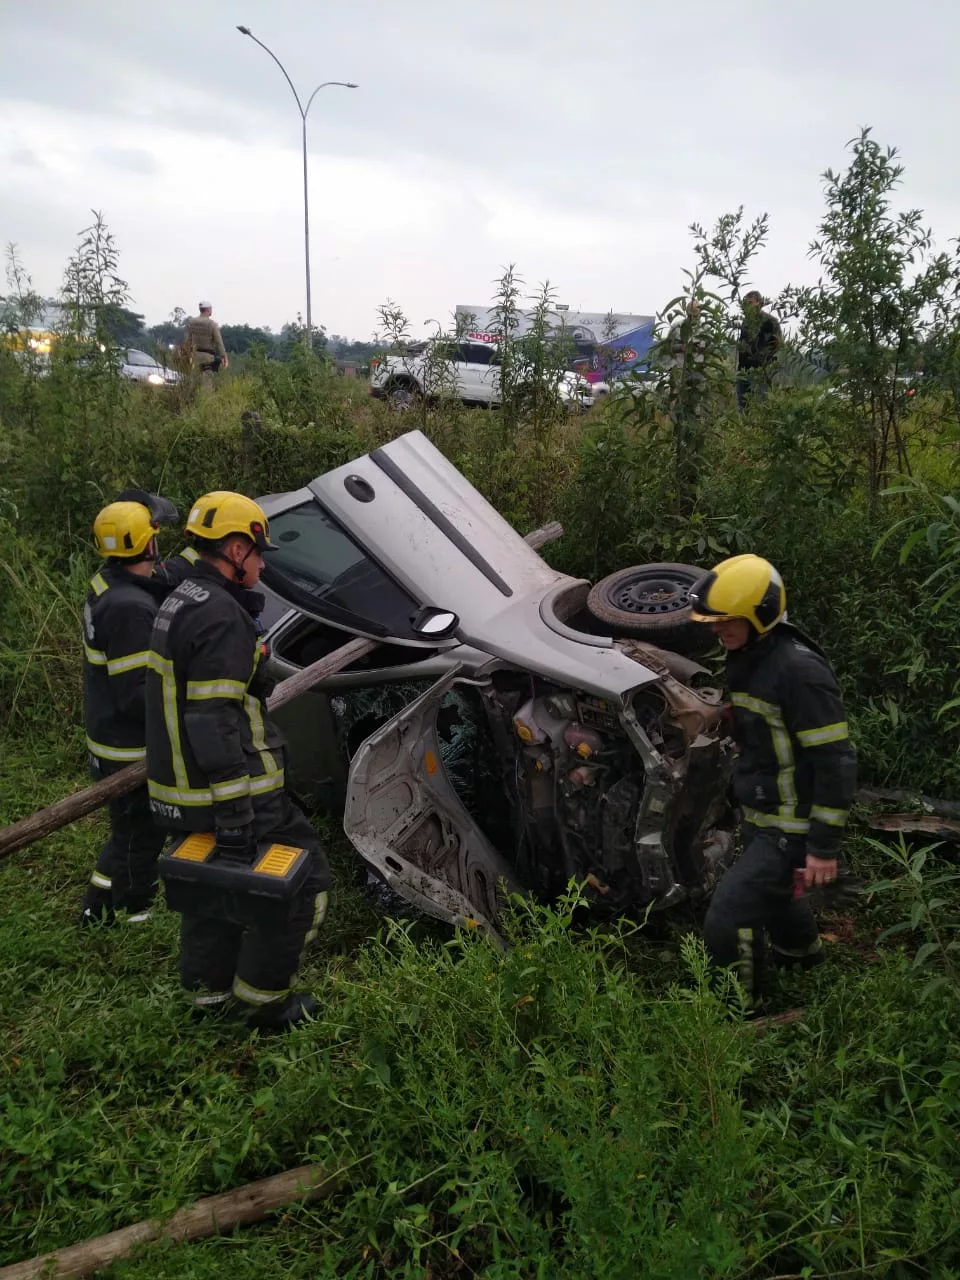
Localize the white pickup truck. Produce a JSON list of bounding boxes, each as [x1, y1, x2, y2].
[[369, 338, 591, 410]]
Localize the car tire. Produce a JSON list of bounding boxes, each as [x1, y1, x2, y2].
[[384, 378, 421, 412], [586, 561, 712, 654]]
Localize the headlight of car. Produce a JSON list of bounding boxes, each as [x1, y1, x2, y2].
[[147, 372, 164, 386]]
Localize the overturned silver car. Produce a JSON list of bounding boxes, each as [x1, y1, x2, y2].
[[258, 430, 736, 936]]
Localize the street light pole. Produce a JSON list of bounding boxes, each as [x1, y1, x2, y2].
[[237, 26, 357, 349]]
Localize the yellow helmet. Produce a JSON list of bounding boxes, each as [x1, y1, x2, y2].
[[185, 491, 273, 551], [689, 554, 786, 635], [92, 501, 159, 560]]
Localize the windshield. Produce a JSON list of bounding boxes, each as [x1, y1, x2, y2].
[[126, 349, 158, 367], [263, 500, 423, 639]]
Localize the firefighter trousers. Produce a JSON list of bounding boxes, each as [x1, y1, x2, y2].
[[176, 794, 331, 1012], [702, 825, 821, 1005], [83, 777, 166, 918]]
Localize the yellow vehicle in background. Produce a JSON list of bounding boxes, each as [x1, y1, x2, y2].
[[2, 326, 55, 356], [1, 299, 62, 358]]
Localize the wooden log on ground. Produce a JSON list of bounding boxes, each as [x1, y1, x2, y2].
[[523, 520, 563, 552], [867, 813, 960, 841], [0, 1163, 339, 1280], [0, 637, 379, 860], [855, 787, 960, 820]]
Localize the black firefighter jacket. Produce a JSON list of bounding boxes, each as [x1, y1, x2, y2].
[[156, 545, 201, 589], [82, 564, 170, 772], [725, 623, 857, 859], [145, 560, 285, 832]]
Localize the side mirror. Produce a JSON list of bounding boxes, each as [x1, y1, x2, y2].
[[411, 606, 459, 639]]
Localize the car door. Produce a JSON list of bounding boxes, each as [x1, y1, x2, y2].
[[257, 486, 472, 809], [459, 342, 498, 404], [343, 667, 524, 937]]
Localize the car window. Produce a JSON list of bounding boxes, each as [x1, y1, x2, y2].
[[126, 349, 158, 367], [263, 500, 422, 638], [463, 344, 493, 366], [433, 340, 464, 363]]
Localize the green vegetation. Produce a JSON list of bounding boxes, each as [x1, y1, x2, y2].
[[2, 128, 960, 1276]]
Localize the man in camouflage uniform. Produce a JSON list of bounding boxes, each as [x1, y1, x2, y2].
[[184, 301, 229, 374]]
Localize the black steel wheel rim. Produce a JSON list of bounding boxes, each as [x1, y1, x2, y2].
[[605, 572, 692, 616]]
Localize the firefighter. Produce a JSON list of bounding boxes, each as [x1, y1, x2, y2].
[[689, 554, 857, 1011], [80, 497, 176, 925], [144, 491, 329, 1030], [112, 487, 202, 590], [113, 488, 205, 589]]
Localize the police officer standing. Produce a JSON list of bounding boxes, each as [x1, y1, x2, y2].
[[736, 291, 782, 411], [688, 554, 857, 1011], [145, 491, 329, 1030], [79, 495, 177, 925], [183, 301, 229, 375]]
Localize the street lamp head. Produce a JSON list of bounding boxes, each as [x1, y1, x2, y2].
[[346, 82, 359, 88], [237, 25, 252, 35]]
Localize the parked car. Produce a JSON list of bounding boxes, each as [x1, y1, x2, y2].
[[369, 339, 591, 411], [119, 348, 179, 386], [256, 430, 735, 938]]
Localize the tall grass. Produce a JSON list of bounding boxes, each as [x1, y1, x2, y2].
[[3, 320, 960, 1277]]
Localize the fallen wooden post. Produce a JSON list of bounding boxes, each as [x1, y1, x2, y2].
[[0, 1163, 340, 1280], [523, 520, 563, 552], [867, 813, 960, 841], [0, 636, 379, 860], [855, 786, 960, 820]]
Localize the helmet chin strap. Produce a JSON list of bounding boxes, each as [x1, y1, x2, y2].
[[210, 540, 256, 584], [126, 536, 160, 566], [235, 544, 257, 583]]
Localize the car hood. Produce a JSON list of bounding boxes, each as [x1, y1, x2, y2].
[[282, 429, 659, 700]]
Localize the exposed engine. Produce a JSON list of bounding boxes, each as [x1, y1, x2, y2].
[[479, 647, 735, 915]]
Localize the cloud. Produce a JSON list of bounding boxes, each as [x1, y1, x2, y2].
[[91, 147, 160, 175], [1, 0, 958, 337], [7, 148, 46, 170]]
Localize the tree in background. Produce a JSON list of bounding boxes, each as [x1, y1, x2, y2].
[[101, 307, 147, 348], [277, 319, 327, 360], [218, 324, 277, 355], [783, 128, 959, 504], [147, 307, 187, 350], [329, 333, 380, 365]]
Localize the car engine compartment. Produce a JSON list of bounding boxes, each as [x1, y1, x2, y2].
[[476, 648, 736, 916]]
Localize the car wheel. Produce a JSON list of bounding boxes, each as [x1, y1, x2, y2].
[[385, 378, 421, 412], [586, 561, 713, 654]]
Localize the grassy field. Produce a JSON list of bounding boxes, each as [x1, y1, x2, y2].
[[2, 723, 959, 1277], [2, 351, 960, 1275]]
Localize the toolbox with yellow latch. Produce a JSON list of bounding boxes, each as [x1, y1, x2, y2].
[[159, 833, 311, 903]]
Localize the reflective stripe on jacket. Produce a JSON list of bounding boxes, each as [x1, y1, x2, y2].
[[156, 545, 201, 589], [725, 623, 857, 858], [82, 565, 170, 770], [145, 560, 285, 831]]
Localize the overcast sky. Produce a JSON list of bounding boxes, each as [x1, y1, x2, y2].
[[2, 0, 958, 339]]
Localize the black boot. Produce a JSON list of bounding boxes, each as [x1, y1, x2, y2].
[[246, 992, 319, 1032], [78, 895, 117, 928], [770, 939, 826, 972], [188, 994, 242, 1024]]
